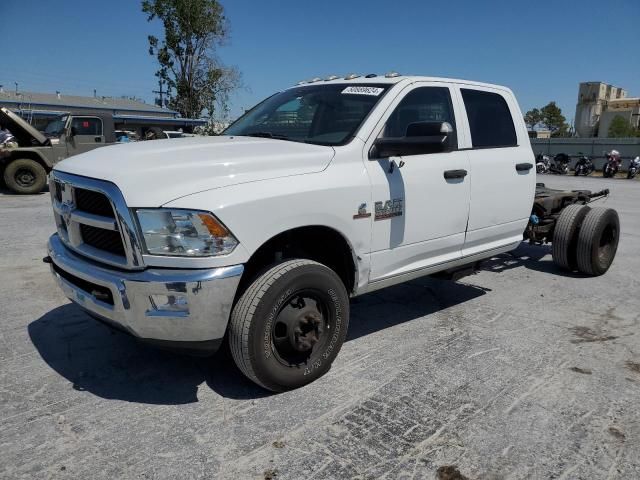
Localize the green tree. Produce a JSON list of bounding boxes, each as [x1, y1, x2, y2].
[[142, 0, 241, 119], [540, 102, 570, 137], [607, 115, 638, 138], [524, 108, 542, 131]]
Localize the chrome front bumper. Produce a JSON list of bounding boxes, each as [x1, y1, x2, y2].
[[47, 234, 243, 349]]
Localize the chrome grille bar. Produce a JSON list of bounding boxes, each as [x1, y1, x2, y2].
[[49, 171, 145, 270]]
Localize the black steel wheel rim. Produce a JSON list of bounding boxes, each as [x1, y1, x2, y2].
[[15, 168, 36, 187], [271, 289, 332, 367]]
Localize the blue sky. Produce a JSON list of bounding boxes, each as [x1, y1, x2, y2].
[[2, 0, 639, 123]]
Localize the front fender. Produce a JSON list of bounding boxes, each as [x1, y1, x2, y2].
[[164, 166, 373, 292]]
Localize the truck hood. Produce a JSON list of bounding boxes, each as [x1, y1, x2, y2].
[[54, 136, 335, 206], [0, 107, 50, 147]]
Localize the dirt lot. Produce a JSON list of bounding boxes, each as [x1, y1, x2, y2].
[[1, 175, 639, 479]]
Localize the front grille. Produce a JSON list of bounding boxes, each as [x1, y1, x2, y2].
[[54, 182, 63, 202], [75, 188, 115, 218], [51, 172, 141, 269], [80, 224, 126, 256], [52, 263, 114, 305]]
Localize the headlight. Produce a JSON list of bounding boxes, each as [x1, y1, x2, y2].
[[135, 209, 238, 257]]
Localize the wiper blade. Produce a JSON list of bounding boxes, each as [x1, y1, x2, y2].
[[244, 131, 291, 140]]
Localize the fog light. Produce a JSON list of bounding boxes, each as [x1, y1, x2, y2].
[[149, 294, 189, 314]]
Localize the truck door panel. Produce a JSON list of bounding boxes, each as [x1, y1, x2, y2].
[[456, 87, 535, 256], [66, 116, 106, 157], [364, 84, 471, 283]]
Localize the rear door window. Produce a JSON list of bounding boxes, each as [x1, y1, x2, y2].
[[461, 89, 516, 148], [71, 117, 103, 136]]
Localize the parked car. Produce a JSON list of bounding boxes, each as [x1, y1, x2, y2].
[[44, 74, 620, 392], [0, 107, 115, 193], [163, 130, 187, 139], [115, 130, 140, 142]]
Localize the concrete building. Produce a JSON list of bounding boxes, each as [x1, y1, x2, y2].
[[597, 97, 640, 138], [574, 81, 639, 137], [0, 87, 205, 134]]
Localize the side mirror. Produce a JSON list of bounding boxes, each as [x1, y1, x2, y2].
[[371, 121, 456, 159], [69, 126, 77, 137]]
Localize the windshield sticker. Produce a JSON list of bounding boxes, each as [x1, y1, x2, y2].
[[341, 86, 384, 96]]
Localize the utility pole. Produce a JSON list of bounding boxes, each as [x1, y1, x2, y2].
[[153, 79, 167, 108]]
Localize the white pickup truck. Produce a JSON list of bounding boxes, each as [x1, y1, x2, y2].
[[45, 74, 620, 391]]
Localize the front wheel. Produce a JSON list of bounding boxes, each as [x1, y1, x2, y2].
[[229, 259, 349, 392], [3, 158, 48, 194]]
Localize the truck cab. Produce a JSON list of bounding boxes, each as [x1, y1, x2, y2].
[[0, 107, 115, 194], [46, 74, 540, 391]]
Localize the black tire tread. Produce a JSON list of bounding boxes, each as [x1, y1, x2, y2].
[[3, 158, 47, 194], [576, 207, 619, 276], [229, 259, 321, 391], [552, 204, 590, 270]]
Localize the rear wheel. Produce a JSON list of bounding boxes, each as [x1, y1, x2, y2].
[[229, 259, 349, 392], [576, 207, 619, 276], [552, 204, 590, 271], [4, 158, 47, 194]]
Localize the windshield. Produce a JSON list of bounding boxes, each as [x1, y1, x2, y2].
[[224, 84, 390, 146], [44, 115, 68, 137]]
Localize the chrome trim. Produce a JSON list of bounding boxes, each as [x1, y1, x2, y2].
[[49, 170, 145, 270], [48, 234, 244, 342]]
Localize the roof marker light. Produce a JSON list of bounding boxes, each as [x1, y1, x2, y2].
[[365, 73, 377, 78], [296, 81, 307, 85], [310, 77, 322, 83], [325, 75, 339, 81], [344, 73, 360, 80], [385, 71, 400, 78]]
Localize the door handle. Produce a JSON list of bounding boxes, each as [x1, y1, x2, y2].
[[444, 169, 468, 180], [516, 162, 533, 171]]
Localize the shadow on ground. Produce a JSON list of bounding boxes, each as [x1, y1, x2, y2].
[[30, 277, 484, 404], [28, 304, 268, 405], [478, 242, 586, 278], [0, 184, 49, 196]]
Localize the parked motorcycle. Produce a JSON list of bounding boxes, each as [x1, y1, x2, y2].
[[574, 154, 595, 176], [603, 150, 622, 178], [536, 154, 551, 174], [549, 153, 570, 175], [628, 156, 640, 179]]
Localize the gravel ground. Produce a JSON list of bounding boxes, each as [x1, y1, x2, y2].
[[1, 175, 639, 479]]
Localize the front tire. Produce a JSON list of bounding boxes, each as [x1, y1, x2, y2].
[[229, 259, 349, 392], [4, 158, 47, 194]]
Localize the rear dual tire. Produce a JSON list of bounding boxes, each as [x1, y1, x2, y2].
[[576, 207, 620, 276], [552, 204, 589, 270], [552, 206, 619, 276]]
